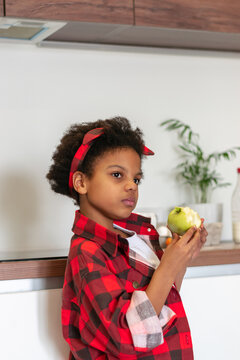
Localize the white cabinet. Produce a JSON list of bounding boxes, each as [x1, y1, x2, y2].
[[181, 275, 240, 360], [0, 289, 68, 359], [0, 273, 239, 359]]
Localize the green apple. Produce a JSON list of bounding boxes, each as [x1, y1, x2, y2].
[[167, 206, 201, 236]]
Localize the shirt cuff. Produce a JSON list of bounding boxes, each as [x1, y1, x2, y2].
[[126, 290, 177, 350]]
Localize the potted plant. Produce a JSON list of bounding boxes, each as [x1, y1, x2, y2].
[[160, 119, 240, 244]]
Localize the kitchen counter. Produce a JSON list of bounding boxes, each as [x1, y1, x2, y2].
[[1, 242, 240, 281]]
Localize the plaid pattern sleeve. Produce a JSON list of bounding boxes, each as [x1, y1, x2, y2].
[[126, 291, 177, 350]]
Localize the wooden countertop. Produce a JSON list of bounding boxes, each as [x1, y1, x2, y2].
[[0, 242, 240, 281]]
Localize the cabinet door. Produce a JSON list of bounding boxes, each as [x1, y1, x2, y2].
[[135, 0, 240, 33], [0, 0, 4, 16], [5, 0, 134, 24]]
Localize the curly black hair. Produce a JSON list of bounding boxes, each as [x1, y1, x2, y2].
[[46, 116, 146, 205]]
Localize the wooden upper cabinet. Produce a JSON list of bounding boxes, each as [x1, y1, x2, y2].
[[0, 0, 4, 16], [5, 0, 134, 24], [135, 0, 240, 33]]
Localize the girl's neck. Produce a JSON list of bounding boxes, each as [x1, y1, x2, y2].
[[112, 228, 128, 238]]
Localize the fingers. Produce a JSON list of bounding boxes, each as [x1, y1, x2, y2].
[[191, 229, 205, 260], [179, 226, 197, 245], [190, 224, 209, 261], [191, 227, 201, 243], [200, 226, 208, 245], [172, 232, 180, 242], [166, 233, 178, 249], [199, 219, 208, 244]]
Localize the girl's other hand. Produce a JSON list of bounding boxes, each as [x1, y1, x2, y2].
[[160, 226, 202, 281], [191, 218, 208, 260]]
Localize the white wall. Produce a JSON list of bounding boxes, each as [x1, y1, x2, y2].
[[1, 42, 240, 251]]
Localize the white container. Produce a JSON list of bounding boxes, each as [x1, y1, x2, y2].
[[187, 203, 223, 224], [231, 168, 240, 244], [187, 203, 223, 246]]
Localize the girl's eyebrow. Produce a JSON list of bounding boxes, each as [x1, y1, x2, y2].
[[107, 165, 143, 176]]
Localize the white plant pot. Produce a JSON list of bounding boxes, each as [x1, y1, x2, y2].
[[188, 203, 223, 246], [187, 203, 223, 223]]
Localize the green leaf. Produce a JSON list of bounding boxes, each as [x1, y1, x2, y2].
[[180, 126, 189, 137], [179, 145, 193, 154], [160, 119, 178, 127], [176, 161, 189, 168], [188, 131, 192, 143], [223, 152, 230, 160], [168, 123, 182, 130]]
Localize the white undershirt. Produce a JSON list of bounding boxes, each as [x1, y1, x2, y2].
[[113, 223, 160, 269], [113, 224, 176, 348]]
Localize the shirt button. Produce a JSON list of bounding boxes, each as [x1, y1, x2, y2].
[[133, 281, 139, 289]]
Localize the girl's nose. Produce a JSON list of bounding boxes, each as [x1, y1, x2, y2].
[[125, 179, 137, 191]]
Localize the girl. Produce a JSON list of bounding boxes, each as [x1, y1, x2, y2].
[[46, 117, 207, 360]]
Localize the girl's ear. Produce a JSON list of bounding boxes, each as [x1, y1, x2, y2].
[[73, 171, 88, 195]]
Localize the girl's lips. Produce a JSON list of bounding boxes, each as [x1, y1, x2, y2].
[[122, 199, 135, 207]]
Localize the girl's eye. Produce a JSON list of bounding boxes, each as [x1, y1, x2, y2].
[[134, 178, 141, 185], [112, 172, 122, 178]]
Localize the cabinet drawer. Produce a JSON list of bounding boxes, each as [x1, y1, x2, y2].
[[5, 0, 134, 25]]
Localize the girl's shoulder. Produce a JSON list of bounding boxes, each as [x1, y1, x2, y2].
[[70, 235, 102, 257]]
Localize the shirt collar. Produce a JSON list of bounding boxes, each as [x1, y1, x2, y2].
[[72, 210, 120, 257], [72, 210, 153, 257]]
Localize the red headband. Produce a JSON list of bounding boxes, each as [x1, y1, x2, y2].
[[69, 127, 154, 193]]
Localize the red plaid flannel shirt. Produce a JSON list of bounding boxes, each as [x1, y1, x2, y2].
[[62, 210, 193, 359]]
